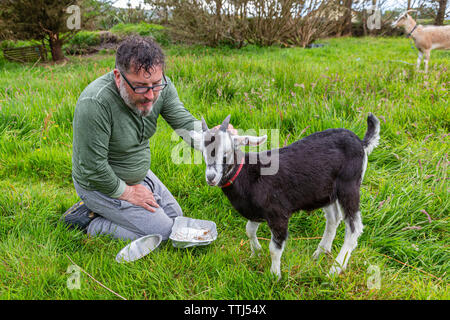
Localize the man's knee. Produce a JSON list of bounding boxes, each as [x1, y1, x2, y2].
[[134, 207, 175, 240]]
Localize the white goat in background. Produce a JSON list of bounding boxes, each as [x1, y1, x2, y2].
[[392, 10, 450, 73]]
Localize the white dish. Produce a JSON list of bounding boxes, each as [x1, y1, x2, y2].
[[115, 234, 162, 263], [169, 216, 217, 248]]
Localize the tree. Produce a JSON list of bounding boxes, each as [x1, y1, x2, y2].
[[0, 0, 101, 62], [434, 0, 448, 25], [343, 0, 353, 36]]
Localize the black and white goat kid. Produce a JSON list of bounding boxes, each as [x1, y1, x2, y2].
[[189, 114, 380, 279]]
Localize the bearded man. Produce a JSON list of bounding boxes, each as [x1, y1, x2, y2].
[[63, 36, 234, 241]]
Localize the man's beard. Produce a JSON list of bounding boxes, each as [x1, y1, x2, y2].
[[118, 81, 154, 117]]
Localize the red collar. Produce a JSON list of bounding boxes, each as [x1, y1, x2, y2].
[[220, 158, 244, 188]]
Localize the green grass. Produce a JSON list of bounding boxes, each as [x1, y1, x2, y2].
[[0, 37, 448, 300]]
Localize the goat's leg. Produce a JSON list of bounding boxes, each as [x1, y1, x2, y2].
[[416, 51, 423, 71], [329, 212, 363, 276], [246, 220, 262, 257], [267, 218, 288, 280], [313, 201, 343, 259], [423, 49, 431, 73], [269, 237, 286, 280]]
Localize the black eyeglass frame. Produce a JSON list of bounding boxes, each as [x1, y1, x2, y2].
[[120, 71, 168, 94]]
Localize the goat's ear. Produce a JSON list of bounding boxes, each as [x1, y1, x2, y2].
[[219, 114, 231, 132], [189, 130, 203, 150], [232, 135, 267, 147], [201, 116, 209, 132]]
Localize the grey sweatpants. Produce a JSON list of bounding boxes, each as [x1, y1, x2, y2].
[[73, 170, 183, 241]]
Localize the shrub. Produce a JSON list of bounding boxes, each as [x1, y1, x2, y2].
[[152, 0, 340, 48], [0, 39, 43, 49], [70, 31, 102, 47], [64, 31, 102, 55], [109, 22, 170, 45]]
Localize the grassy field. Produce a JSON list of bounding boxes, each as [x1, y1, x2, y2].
[[0, 37, 448, 300]]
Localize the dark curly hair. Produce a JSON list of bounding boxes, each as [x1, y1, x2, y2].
[[115, 36, 165, 75]]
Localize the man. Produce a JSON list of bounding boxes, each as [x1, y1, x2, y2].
[[63, 36, 234, 241]]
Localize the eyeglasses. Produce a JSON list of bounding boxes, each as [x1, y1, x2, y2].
[[120, 71, 168, 94]]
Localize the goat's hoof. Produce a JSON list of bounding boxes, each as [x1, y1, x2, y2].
[[270, 270, 282, 281], [313, 248, 330, 260], [250, 245, 262, 257], [328, 265, 343, 277], [312, 249, 323, 260]]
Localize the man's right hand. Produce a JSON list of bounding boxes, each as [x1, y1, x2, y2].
[[118, 184, 159, 212]]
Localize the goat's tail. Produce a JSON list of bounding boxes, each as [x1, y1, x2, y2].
[[362, 113, 380, 155]]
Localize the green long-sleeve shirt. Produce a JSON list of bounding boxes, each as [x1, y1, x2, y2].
[[72, 71, 198, 198]]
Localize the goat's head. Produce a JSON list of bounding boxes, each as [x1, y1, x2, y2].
[[189, 115, 267, 186], [392, 10, 416, 28]]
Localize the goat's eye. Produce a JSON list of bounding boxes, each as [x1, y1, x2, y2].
[[211, 149, 215, 157]]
